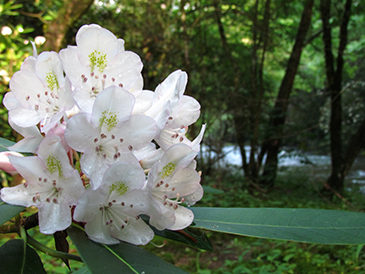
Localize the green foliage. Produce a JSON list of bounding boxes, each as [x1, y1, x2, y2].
[[68, 225, 189, 274], [0, 239, 46, 274], [192, 207, 365, 244]]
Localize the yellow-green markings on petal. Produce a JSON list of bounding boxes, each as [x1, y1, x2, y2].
[[89, 50, 107, 73], [99, 110, 118, 131], [45, 71, 59, 91], [46, 155, 63, 178], [159, 162, 176, 179], [109, 181, 129, 195]]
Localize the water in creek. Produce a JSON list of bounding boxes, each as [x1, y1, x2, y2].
[[201, 145, 365, 190]]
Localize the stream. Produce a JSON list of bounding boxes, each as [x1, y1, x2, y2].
[[201, 145, 365, 190]]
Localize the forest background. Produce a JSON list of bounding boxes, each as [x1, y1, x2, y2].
[[1, 0, 365, 273]]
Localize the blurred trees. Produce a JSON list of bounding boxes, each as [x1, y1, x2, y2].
[[1, 0, 364, 192]]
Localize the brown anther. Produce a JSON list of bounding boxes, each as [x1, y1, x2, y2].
[[121, 225, 125, 229], [165, 183, 169, 188], [174, 204, 178, 210], [53, 198, 58, 204], [120, 138, 124, 143], [128, 145, 133, 151], [130, 204, 133, 208], [94, 138, 98, 143], [103, 74, 107, 79], [24, 182, 28, 188], [26, 96, 30, 101], [95, 75, 99, 79], [39, 177, 42, 181], [101, 133, 107, 139], [180, 137, 184, 142], [168, 116, 173, 120], [136, 216, 140, 220], [32, 196, 37, 202], [112, 200, 116, 203], [172, 187, 176, 191], [119, 83, 123, 87], [45, 91, 48, 96], [37, 93, 40, 98], [46, 198, 50, 203], [91, 72, 94, 77], [112, 77, 115, 82], [83, 77, 88, 83], [81, 74, 85, 78], [111, 135, 115, 139], [99, 207, 103, 211], [121, 202, 125, 206], [108, 202, 113, 207], [43, 178, 47, 183]]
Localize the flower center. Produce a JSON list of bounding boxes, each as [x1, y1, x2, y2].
[[109, 181, 129, 196], [89, 50, 107, 73], [159, 162, 176, 179], [45, 70, 59, 91], [46, 155, 63, 178], [99, 110, 118, 131]]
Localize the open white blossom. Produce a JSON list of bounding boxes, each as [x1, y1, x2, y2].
[[59, 24, 143, 113], [0, 136, 84, 234]]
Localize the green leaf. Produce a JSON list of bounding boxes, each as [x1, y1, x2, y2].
[[0, 239, 46, 274], [203, 186, 224, 194], [141, 215, 213, 250], [68, 225, 189, 274], [0, 197, 25, 225], [191, 207, 365, 244], [0, 137, 14, 152], [152, 226, 213, 251], [71, 266, 90, 274]]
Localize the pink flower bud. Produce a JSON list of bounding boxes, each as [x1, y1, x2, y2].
[[0, 151, 23, 175]]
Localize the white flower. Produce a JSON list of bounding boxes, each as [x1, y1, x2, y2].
[[141, 70, 201, 150], [59, 24, 143, 113], [0, 136, 85, 234], [8, 51, 75, 133], [146, 143, 202, 231], [65, 86, 157, 189], [73, 160, 154, 245]]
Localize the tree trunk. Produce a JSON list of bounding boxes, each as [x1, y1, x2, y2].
[[320, 0, 352, 192], [259, 0, 314, 188], [43, 0, 94, 52]]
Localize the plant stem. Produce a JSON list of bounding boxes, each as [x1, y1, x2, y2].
[[26, 233, 83, 262]]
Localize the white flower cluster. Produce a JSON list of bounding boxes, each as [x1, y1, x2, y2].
[[0, 24, 205, 245]]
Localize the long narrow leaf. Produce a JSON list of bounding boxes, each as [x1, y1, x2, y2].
[[191, 207, 365, 244], [0, 197, 25, 225], [0, 137, 14, 152], [141, 215, 213, 250], [0, 239, 46, 274], [68, 225, 188, 274]]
